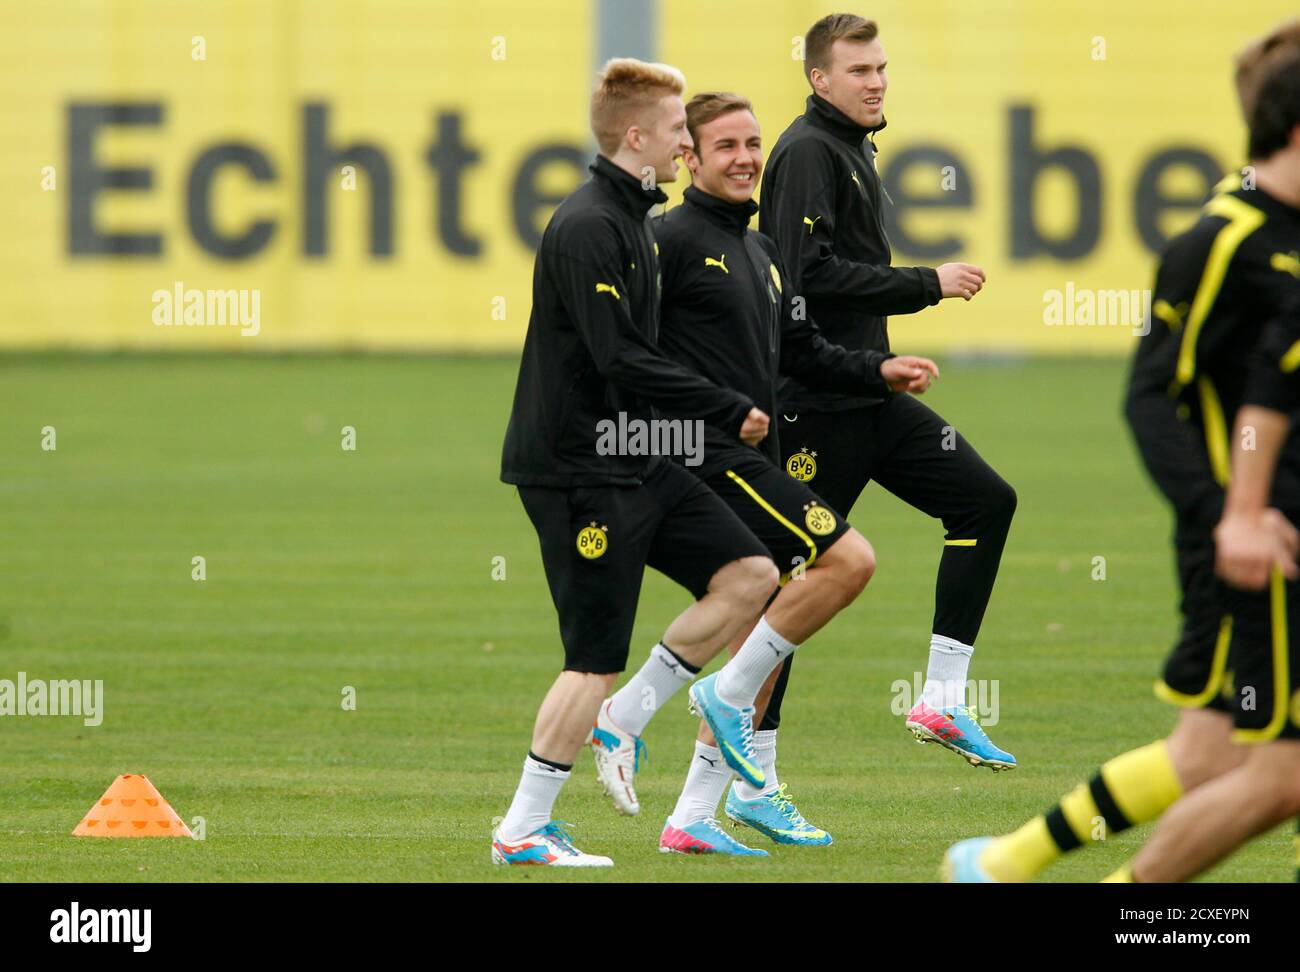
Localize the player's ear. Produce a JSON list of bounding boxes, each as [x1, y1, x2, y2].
[[683, 146, 699, 174]]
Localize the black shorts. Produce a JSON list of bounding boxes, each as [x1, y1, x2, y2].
[[1222, 571, 1300, 743], [778, 393, 1016, 648], [778, 394, 1006, 537], [1155, 539, 1233, 714], [701, 450, 852, 581], [518, 460, 770, 675]]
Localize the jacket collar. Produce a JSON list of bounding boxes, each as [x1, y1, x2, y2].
[[682, 185, 757, 235], [803, 93, 886, 147], [591, 154, 668, 217]]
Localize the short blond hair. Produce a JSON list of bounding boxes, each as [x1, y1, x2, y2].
[[1235, 19, 1300, 119], [591, 58, 687, 155]]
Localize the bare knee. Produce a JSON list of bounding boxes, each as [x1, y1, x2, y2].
[[1256, 741, 1300, 816], [719, 555, 778, 616], [1167, 709, 1241, 789], [822, 530, 875, 597], [1218, 744, 1300, 821]]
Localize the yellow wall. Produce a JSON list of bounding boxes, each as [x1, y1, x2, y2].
[[0, 0, 1293, 351]]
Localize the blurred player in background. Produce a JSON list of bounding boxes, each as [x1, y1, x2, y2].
[[1214, 19, 1300, 591], [946, 26, 1300, 883], [1122, 46, 1300, 884], [633, 91, 940, 855], [493, 58, 780, 867], [759, 13, 1017, 773]]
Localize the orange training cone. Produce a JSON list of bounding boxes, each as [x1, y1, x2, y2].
[[72, 774, 193, 838]]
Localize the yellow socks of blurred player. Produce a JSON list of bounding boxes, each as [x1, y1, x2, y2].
[[978, 740, 1183, 881]]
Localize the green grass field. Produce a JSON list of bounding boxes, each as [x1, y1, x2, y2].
[[1, 353, 1292, 882]]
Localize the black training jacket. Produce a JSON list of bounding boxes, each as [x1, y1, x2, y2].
[[655, 185, 895, 478], [760, 94, 942, 413], [1124, 185, 1300, 540], [501, 156, 754, 488]]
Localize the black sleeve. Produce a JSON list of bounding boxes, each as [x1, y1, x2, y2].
[[771, 251, 895, 396], [551, 217, 755, 436], [1122, 238, 1231, 528], [1243, 291, 1300, 415], [1124, 337, 1224, 528], [766, 139, 942, 314]]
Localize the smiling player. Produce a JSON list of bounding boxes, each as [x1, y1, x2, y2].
[[638, 91, 941, 854]]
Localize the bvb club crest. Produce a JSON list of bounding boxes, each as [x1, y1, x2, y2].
[[786, 447, 817, 482], [804, 502, 836, 536], [576, 522, 608, 559]]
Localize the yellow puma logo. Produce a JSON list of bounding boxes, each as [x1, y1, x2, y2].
[[803, 215, 822, 234], [594, 282, 621, 300], [1272, 251, 1300, 279], [704, 254, 729, 274], [1152, 299, 1189, 331]]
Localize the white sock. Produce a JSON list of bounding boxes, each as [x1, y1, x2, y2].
[[607, 642, 696, 736], [921, 634, 974, 709], [716, 616, 799, 706], [732, 729, 778, 800], [499, 755, 569, 842], [668, 741, 733, 829]]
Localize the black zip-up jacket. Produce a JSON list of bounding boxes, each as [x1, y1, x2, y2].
[[501, 156, 755, 487], [1124, 185, 1300, 541], [760, 94, 942, 413], [655, 185, 895, 478]]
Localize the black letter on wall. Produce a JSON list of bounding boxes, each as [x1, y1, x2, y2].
[[67, 102, 164, 256], [425, 112, 484, 256], [1008, 105, 1102, 260], [187, 143, 277, 259], [303, 103, 394, 257]]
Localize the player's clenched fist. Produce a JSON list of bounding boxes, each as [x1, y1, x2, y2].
[[1214, 508, 1300, 591], [740, 407, 770, 445], [882, 356, 940, 394], [937, 263, 986, 300]]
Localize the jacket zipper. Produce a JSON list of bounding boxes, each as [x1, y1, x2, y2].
[[740, 235, 780, 368]]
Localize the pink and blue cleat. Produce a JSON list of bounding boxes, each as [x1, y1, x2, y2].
[[659, 817, 768, 857], [906, 700, 1016, 771]]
